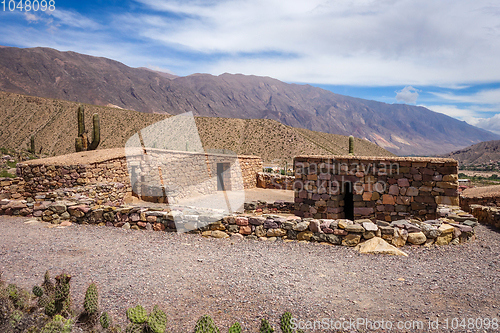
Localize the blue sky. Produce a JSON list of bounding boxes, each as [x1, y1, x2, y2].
[[1, 0, 500, 134]]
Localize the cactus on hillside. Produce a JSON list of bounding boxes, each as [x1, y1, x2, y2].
[[28, 135, 35, 154], [348, 135, 354, 155], [6, 284, 18, 301], [75, 105, 100, 152], [33, 272, 55, 309], [45, 300, 57, 317], [260, 319, 274, 333], [194, 315, 220, 333], [83, 283, 99, 314], [42, 270, 55, 296]]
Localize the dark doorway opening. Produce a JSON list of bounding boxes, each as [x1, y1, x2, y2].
[[217, 163, 231, 191], [344, 181, 354, 220]]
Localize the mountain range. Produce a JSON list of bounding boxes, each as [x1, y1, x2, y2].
[[442, 140, 500, 165], [0, 91, 393, 163], [0, 45, 498, 156]]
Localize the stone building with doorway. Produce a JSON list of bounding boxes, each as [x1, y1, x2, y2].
[[293, 155, 459, 221]]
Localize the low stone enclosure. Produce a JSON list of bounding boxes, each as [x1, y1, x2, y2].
[[468, 205, 500, 229], [0, 190, 480, 248], [0, 150, 498, 250], [0, 148, 262, 204]]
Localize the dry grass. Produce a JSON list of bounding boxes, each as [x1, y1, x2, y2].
[[0, 91, 394, 163]]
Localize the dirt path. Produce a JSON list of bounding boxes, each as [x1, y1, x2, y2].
[[1, 216, 499, 332]]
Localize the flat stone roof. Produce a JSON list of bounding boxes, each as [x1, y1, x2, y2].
[[19, 148, 261, 167], [294, 155, 457, 164]]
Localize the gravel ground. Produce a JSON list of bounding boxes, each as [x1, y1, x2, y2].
[[1, 216, 500, 332]]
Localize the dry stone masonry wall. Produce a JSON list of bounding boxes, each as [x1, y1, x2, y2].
[[126, 149, 262, 203], [256, 172, 295, 190], [460, 194, 500, 212], [294, 156, 459, 221], [0, 149, 262, 205], [0, 150, 489, 249], [0, 193, 478, 248], [468, 204, 500, 230]]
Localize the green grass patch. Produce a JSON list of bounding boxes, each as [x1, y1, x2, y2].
[[0, 170, 15, 178]]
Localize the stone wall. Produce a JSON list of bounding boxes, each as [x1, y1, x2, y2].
[[460, 195, 500, 212], [256, 172, 295, 190], [294, 156, 459, 221], [238, 157, 263, 189], [0, 195, 477, 248], [14, 158, 130, 205], [0, 176, 125, 207], [126, 148, 262, 203], [0, 148, 262, 204]]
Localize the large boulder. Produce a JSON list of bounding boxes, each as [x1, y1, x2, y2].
[[354, 237, 408, 256], [407, 232, 427, 245]]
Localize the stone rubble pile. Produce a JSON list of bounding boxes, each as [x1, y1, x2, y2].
[[244, 200, 294, 214]]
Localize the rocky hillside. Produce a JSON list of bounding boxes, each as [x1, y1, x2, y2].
[[0, 46, 498, 156], [443, 140, 500, 165], [0, 91, 393, 163]]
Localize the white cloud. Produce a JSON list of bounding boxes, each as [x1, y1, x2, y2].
[[146, 64, 176, 75], [431, 88, 500, 106], [120, 0, 500, 85], [420, 104, 500, 135], [467, 114, 500, 135], [422, 105, 480, 120], [45, 9, 101, 30], [4, 0, 500, 88], [395, 86, 419, 104], [24, 13, 39, 23]]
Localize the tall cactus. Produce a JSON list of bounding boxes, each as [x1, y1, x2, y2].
[[75, 105, 100, 152], [348, 135, 354, 156], [28, 135, 35, 154], [83, 283, 99, 315]]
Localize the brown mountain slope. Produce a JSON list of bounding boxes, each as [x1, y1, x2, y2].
[[442, 140, 500, 165], [0, 91, 393, 163], [1, 46, 497, 155]]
